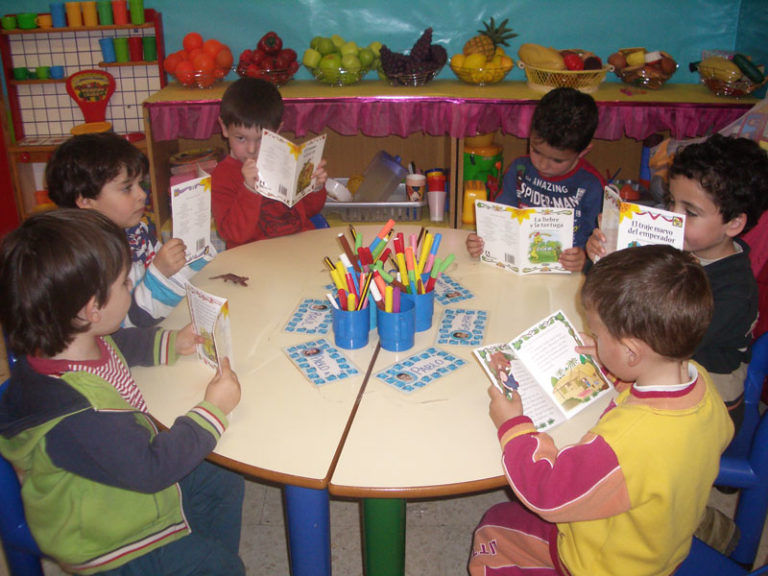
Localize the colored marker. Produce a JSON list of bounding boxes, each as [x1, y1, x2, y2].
[[338, 233, 360, 273], [326, 293, 340, 309], [369, 219, 396, 254], [384, 285, 393, 313]]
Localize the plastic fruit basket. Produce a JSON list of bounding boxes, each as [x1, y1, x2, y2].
[[518, 61, 609, 94], [612, 49, 677, 89], [450, 61, 515, 86], [308, 66, 369, 86], [236, 67, 297, 87], [699, 74, 766, 98], [383, 65, 443, 87]]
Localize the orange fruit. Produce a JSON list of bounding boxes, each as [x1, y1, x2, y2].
[[164, 52, 182, 74], [187, 47, 204, 62], [183, 32, 204, 53], [192, 53, 216, 74], [175, 60, 195, 85], [215, 47, 233, 70], [203, 38, 224, 58]]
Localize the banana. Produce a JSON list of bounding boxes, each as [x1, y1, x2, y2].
[[697, 57, 743, 82]]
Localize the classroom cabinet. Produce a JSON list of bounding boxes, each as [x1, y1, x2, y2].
[[0, 9, 165, 220]]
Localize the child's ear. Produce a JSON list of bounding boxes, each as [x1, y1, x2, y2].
[[81, 295, 101, 324], [725, 212, 747, 238], [577, 142, 593, 159], [75, 195, 93, 210], [622, 337, 643, 368], [217, 117, 229, 138]]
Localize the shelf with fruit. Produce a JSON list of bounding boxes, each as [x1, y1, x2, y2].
[[608, 48, 678, 89], [236, 32, 300, 86], [302, 34, 380, 86], [449, 18, 516, 86]]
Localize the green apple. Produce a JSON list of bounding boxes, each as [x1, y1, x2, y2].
[[316, 37, 336, 56], [341, 54, 361, 72], [331, 34, 345, 48], [368, 41, 382, 57], [310, 36, 323, 50], [340, 41, 358, 57], [358, 48, 374, 68], [302, 48, 322, 69]]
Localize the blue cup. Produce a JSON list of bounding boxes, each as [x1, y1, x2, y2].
[[50, 65, 65, 79], [401, 290, 435, 332], [377, 299, 415, 352], [50, 2, 66, 27], [98, 37, 115, 63], [332, 307, 370, 350]]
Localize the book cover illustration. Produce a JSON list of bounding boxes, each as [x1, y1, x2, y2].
[[284, 298, 332, 334], [171, 170, 214, 262], [186, 282, 233, 372], [436, 309, 488, 346], [600, 184, 685, 255], [434, 274, 474, 306], [254, 129, 327, 207], [475, 200, 574, 275], [285, 339, 359, 386], [375, 347, 466, 393], [474, 310, 612, 429]]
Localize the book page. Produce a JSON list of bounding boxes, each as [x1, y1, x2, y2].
[[255, 130, 327, 207], [511, 310, 611, 419], [475, 200, 573, 275], [171, 170, 213, 261], [601, 185, 686, 255], [186, 283, 233, 372], [474, 343, 565, 431]]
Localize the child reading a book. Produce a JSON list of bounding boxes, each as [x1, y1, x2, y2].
[[46, 132, 211, 328], [212, 77, 329, 248], [469, 244, 733, 576], [466, 87, 605, 272], [586, 134, 768, 430], [0, 209, 244, 575]]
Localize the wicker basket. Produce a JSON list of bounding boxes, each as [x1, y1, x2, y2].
[[518, 61, 609, 94]]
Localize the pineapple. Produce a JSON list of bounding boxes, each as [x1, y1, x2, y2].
[[463, 18, 517, 61]]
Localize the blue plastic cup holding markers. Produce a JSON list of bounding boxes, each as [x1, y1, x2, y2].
[[377, 299, 415, 352], [401, 290, 435, 332], [332, 307, 370, 350]]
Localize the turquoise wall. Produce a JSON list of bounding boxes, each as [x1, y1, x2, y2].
[[1, 0, 764, 86]]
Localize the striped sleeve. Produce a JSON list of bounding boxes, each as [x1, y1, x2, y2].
[[186, 401, 228, 440], [153, 330, 177, 366], [500, 428, 631, 523]]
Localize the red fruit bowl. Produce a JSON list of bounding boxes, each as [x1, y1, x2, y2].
[[172, 68, 227, 89]]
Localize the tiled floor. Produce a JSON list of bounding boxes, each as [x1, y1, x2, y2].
[[1, 339, 768, 575]]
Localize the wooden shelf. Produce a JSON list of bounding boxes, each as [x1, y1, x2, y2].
[[9, 78, 66, 85], [99, 60, 158, 67]]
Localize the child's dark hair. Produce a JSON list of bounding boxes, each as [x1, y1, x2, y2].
[[581, 245, 713, 360], [0, 209, 131, 357], [46, 132, 148, 208], [531, 87, 599, 153], [219, 77, 284, 130], [668, 133, 768, 233]]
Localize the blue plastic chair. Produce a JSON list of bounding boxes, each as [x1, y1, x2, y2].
[[310, 213, 330, 229], [676, 333, 768, 574], [0, 379, 44, 576]]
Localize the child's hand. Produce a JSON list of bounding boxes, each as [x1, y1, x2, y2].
[[313, 159, 328, 190], [586, 214, 606, 262], [488, 385, 523, 429], [559, 246, 586, 272], [154, 238, 187, 278], [466, 233, 484, 258], [204, 357, 241, 415], [175, 323, 203, 356], [242, 158, 259, 189]]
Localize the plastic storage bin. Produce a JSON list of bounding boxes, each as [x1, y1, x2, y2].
[[323, 181, 426, 222]]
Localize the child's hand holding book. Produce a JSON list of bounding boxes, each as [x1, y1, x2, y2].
[[204, 357, 241, 415], [175, 322, 204, 356]]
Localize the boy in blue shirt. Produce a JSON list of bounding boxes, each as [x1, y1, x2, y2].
[[466, 87, 605, 272]]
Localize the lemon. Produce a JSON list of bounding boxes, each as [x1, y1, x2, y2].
[[464, 53, 487, 70], [626, 50, 645, 67], [451, 53, 466, 68]]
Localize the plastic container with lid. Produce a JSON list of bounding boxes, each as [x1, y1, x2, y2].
[[463, 143, 503, 201], [354, 151, 408, 203], [462, 180, 487, 225]]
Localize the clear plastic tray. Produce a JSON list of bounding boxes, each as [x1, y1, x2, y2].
[[323, 182, 426, 222]]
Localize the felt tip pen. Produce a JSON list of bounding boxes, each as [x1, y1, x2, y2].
[[347, 293, 357, 312], [392, 286, 401, 313], [404, 246, 417, 293], [425, 257, 442, 292], [326, 293, 340, 310], [384, 285, 393, 313], [345, 272, 358, 298], [395, 252, 410, 291], [335, 261, 349, 291], [329, 268, 345, 291], [376, 247, 391, 266], [338, 289, 348, 311], [369, 219, 396, 254], [417, 233, 432, 277], [337, 233, 360, 273], [369, 280, 385, 310]]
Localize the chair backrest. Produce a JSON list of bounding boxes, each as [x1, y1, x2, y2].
[[0, 379, 44, 576]]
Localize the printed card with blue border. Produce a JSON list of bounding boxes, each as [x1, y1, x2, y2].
[[437, 309, 488, 346], [285, 339, 359, 386], [376, 347, 466, 393], [284, 298, 332, 334], [434, 274, 473, 306]]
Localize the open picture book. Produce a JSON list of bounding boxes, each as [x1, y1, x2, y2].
[[254, 129, 327, 207], [600, 184, 685, 255], [474, 200, 574, 275], [185, 283, 233, 372], [473, 310, 612, 431]]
